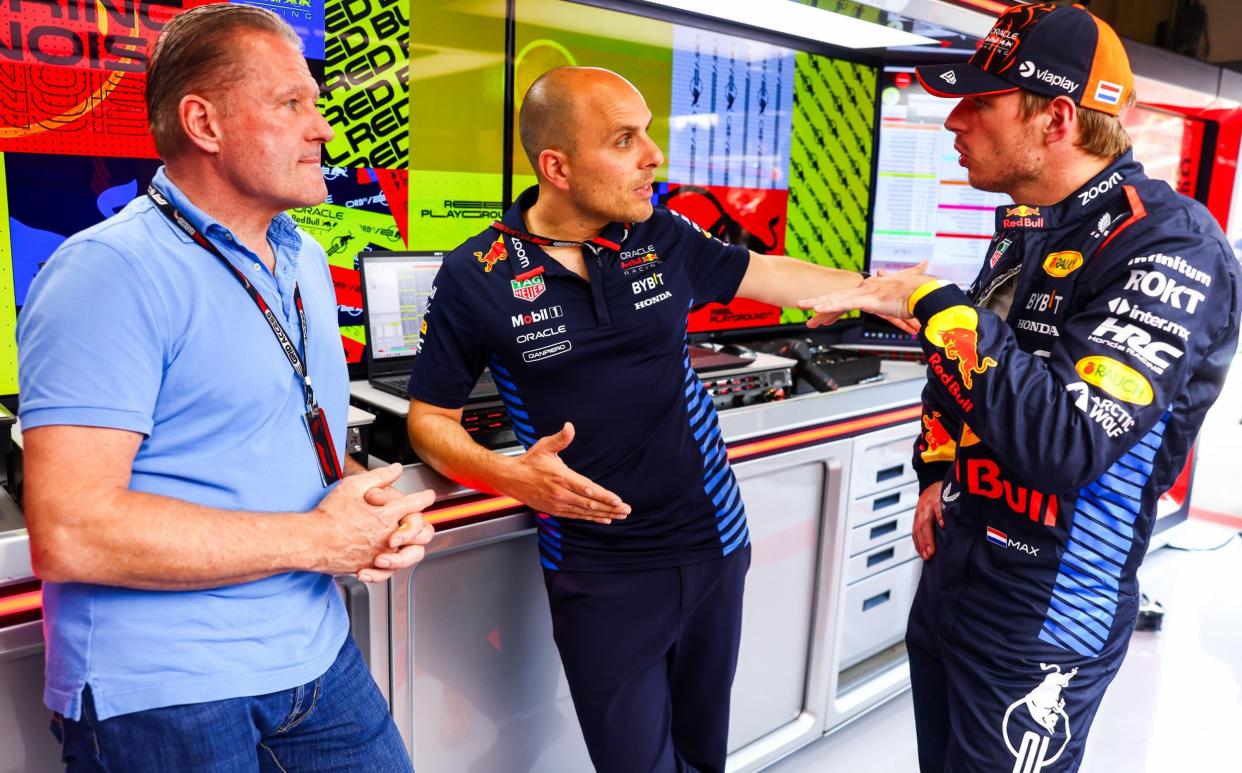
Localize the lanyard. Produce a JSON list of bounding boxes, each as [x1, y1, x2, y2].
[[147, 185, 342, 485], [490, 220, 626, 253]]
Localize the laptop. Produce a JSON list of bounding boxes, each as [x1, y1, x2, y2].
[[360, 251, 468, 399]]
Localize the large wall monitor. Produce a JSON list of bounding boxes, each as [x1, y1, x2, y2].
[[868, 66, 1012, 289]]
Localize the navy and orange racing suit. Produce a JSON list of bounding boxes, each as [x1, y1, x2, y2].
[[905, 150, 1241, 772]]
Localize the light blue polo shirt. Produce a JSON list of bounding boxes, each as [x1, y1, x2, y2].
[[17, 168, 351, 721]]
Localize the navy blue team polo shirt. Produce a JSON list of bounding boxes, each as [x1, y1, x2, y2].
[[408, 186, 753, 572]]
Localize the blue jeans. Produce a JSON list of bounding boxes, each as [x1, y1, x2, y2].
[[49, 636, 412, 772]]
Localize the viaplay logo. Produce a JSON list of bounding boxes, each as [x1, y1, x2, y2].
[[1018, 60, 1079, 94]]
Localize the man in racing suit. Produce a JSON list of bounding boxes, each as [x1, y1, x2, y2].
[[799, 4, 1242, 771]]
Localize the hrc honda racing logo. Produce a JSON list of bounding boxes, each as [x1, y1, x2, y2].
[[1001, 664, 1078, 771]]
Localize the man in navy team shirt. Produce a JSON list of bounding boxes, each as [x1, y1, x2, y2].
[[406, 66, 876, 773]]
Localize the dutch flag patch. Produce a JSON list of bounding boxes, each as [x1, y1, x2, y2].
[[1094, 80, 1123, 105], [986, 526, 1008, 547]]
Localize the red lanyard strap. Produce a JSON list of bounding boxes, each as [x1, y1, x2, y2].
[[490, 220, 627, 253], [148, 186, 316, 411], [147, 185, 342, 486]]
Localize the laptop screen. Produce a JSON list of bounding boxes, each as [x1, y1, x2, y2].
[[360, 251, 444, 363]]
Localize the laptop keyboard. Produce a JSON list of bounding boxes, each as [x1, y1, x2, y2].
[[371, 374, 410, 398]]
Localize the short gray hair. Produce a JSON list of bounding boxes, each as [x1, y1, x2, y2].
[[146, 4, 303, 159]]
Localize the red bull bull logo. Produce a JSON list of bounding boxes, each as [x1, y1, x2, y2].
[[475, 238, 508, 272], [1001, 664, 1078, 771], [1005, 204, 1041, 218], [921, 412, 956, 463], [1001, 204, 1044, 230], [925, 307, 998, 390], [621, 251, 661, 270]]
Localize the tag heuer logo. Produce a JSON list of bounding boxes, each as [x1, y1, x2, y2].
[[940, 71, 957, 85], [512, 274, 546, 302]]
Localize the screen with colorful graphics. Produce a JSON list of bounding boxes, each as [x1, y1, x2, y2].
[[511, 0, 878, 334], [0, 0, 961, 386], [869, 67, 1013, 289], [0, 0, 432, 372]]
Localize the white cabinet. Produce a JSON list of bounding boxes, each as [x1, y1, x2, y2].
[[825, 420, 924, 730]]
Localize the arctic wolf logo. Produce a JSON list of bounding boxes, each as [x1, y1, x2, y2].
[[1001, 663, 1078, 771]]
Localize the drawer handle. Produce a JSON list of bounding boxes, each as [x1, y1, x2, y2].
[[873, 492, 901, 511], [866, 547, 895, 567], [875, 464, 904, 483], [862, 591, 891, 611], [869, 519, 898, 539]]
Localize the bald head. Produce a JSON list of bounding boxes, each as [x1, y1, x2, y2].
[[518, 67, 641, 175]]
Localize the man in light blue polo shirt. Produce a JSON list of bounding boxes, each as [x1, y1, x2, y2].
[[16, 6, 434, 771]]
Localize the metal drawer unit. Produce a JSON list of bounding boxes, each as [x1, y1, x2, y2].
[[838, 557, 923, 669], [849, 422, 919, 499], [838, 421, 922, 671]]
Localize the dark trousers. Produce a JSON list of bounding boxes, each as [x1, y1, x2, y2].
[[907, 598, 1124, 773], [543, 545, 750, 773]]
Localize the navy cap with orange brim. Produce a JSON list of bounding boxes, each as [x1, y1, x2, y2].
[[912, 3, 1133, 116]]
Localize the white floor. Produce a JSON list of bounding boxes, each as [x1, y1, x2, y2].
[[770, 345, 1242, 772], [770, 528, 1242, 773]]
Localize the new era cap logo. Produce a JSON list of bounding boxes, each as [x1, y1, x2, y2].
[[1019, 60, 1035, 77], [940, 71, 957, 85]]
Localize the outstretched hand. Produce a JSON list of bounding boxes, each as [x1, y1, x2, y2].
[[797, 261, 932, 330], [872, 266, 924, 336], [508, 422, 631, 524]]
